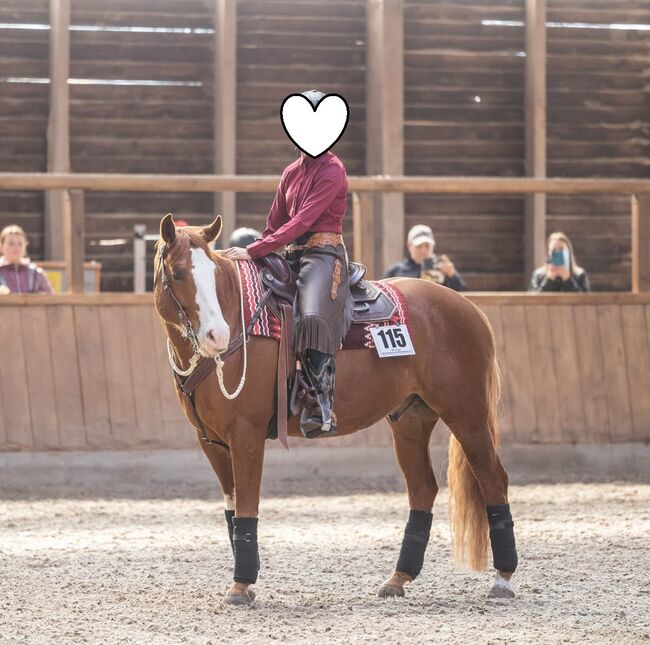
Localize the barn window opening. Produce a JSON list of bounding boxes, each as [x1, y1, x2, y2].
[[1, 77, 202, 87], [0, 22, 214, 34], [481, 19, 650, 32]]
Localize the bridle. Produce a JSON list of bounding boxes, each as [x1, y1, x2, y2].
[[155, 242, 201, 358], [154, 240, 250, 399]]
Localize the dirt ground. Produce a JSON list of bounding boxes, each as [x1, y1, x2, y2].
[[1, 461, 649, 644]]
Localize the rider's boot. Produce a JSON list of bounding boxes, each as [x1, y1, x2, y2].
[[299, 350, 337, 439]]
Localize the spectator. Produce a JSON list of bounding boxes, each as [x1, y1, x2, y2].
[[0, 225, 55, 294], [385, 224, 468, 291], [228, 227, 262, 249], [529, 231, 590, 293]]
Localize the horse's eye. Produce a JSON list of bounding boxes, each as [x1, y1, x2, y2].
[[172, 271, 185, 281]]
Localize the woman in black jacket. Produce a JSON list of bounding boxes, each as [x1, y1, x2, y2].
[[529, 231, 590, 292]]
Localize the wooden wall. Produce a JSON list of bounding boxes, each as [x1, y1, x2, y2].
[[69, 0, 216, 292], [1, 293, 649, 451], [0, 0, 648, 291], [546, 0, 650, 291], [403, 0, 526, 291], [0, 0, 49, 262]]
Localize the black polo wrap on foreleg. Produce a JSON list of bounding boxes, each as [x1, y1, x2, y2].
[[232, 517, 260, 584], [224, 509, 235, 553], [396, 509, 433, 579], [487, 503, 518, 572]]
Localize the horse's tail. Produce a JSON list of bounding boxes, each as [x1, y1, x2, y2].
[[447, 345, 501, 571]]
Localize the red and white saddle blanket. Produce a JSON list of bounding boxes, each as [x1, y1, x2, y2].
[[238, 260, 409, 351]]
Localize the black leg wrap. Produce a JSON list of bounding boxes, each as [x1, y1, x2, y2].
[[224, 509, 235, 553], [395, 510, 433, 579], [487, 503, 518, 573], [232, 517, 260, 584]]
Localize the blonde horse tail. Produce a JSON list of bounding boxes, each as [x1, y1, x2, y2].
[[447, 349, 501, 571]]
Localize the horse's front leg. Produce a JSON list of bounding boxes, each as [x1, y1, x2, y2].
[[223, 426, 266, 607], [198, 437, 236, 552]]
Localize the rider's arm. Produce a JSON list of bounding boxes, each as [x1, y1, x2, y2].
[[247, 166, 342, 259], [259, 172, 289, 239]]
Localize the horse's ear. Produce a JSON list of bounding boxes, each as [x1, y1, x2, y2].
[[160, 213, 176, 244], [202, 214, 223, 243]]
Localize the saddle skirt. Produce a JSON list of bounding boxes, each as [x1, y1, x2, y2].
[[237, 257, 409, 351]]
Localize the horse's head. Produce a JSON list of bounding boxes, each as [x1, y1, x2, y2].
[[154, 213, 231, 357]]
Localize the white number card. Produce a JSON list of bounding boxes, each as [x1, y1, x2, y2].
[[370, 324, 416, 358]]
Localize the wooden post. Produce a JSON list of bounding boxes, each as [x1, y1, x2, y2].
[[632, 194, 650, 293], [67, 189, 85, 293], [524, 0, 547, 286], [45, 0, 70, 261], [213, 0, 237, 247], [366, 0, 404, 278], [352, 192, 376, 279]]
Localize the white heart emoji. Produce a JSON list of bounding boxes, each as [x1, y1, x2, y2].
[[281, 93, 350, 158]]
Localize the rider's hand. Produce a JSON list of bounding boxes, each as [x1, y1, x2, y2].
[[223, 247, 252, 261]]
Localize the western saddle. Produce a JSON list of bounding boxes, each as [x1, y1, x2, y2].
[[256, 252, 396, 324]]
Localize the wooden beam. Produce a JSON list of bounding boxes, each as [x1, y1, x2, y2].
[[366, 0, 404, 278], [213, 0, 237, 247], [2, 173, 650, 195], [45, 0, 70, 261], [352, 192, 376, 280], [632, 194, 650, 293], [524, 0, 547, 287], [66, 189, 85, 293]]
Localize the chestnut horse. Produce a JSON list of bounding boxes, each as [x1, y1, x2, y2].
[[154, 214, 518, 605]]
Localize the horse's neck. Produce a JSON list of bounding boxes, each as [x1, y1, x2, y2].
[[213, 256, 243, 332]]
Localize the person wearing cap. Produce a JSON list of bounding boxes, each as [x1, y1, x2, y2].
[[228, 227, 262, 249], [385, 224, 468, 292], [223, 89, 353, 439]]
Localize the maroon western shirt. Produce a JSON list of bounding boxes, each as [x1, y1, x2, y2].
[[246, 150, 348, 259]]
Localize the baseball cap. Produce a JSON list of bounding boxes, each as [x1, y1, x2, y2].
[[407, 224, 435, 247]]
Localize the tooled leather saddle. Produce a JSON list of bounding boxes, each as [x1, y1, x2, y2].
[[256, 252, 396, 324]]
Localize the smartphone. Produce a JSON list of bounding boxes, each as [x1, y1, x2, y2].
[[549, 249, 565, 266], [422, 257, 435, 270]]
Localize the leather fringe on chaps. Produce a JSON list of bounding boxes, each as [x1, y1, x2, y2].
[[291, 244, 354, 355]]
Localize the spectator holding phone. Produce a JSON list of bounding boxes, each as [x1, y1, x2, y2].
[[385, 224, 468, 291], [528, 231, 590, 292], [0, 225, 55, 294]]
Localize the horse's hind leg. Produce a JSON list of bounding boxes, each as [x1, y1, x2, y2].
[[378, 400, 439, 599], [442, 402, 518, 598]]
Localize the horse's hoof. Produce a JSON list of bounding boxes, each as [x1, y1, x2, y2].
[[487, 574, 515, 599], [378, 584, 405, 599], [224, 589, 256, 606]]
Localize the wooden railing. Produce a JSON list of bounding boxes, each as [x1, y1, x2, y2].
[[1, 172, 649, 292]]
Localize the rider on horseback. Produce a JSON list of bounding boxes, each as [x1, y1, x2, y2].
[[224, 89, 353, 438]]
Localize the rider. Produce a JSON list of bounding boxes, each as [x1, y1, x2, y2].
[[224, 89, 353, 438]]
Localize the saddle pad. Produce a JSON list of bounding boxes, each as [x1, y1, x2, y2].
[[237, 260, 409, 351]]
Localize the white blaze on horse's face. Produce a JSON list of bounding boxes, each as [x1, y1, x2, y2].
[[190, 247, 230, 355]]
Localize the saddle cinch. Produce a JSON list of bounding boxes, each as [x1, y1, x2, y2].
[[254, 252, 397, 447]]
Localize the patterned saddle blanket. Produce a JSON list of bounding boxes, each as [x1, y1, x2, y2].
[[237, 260, 409, 351]]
